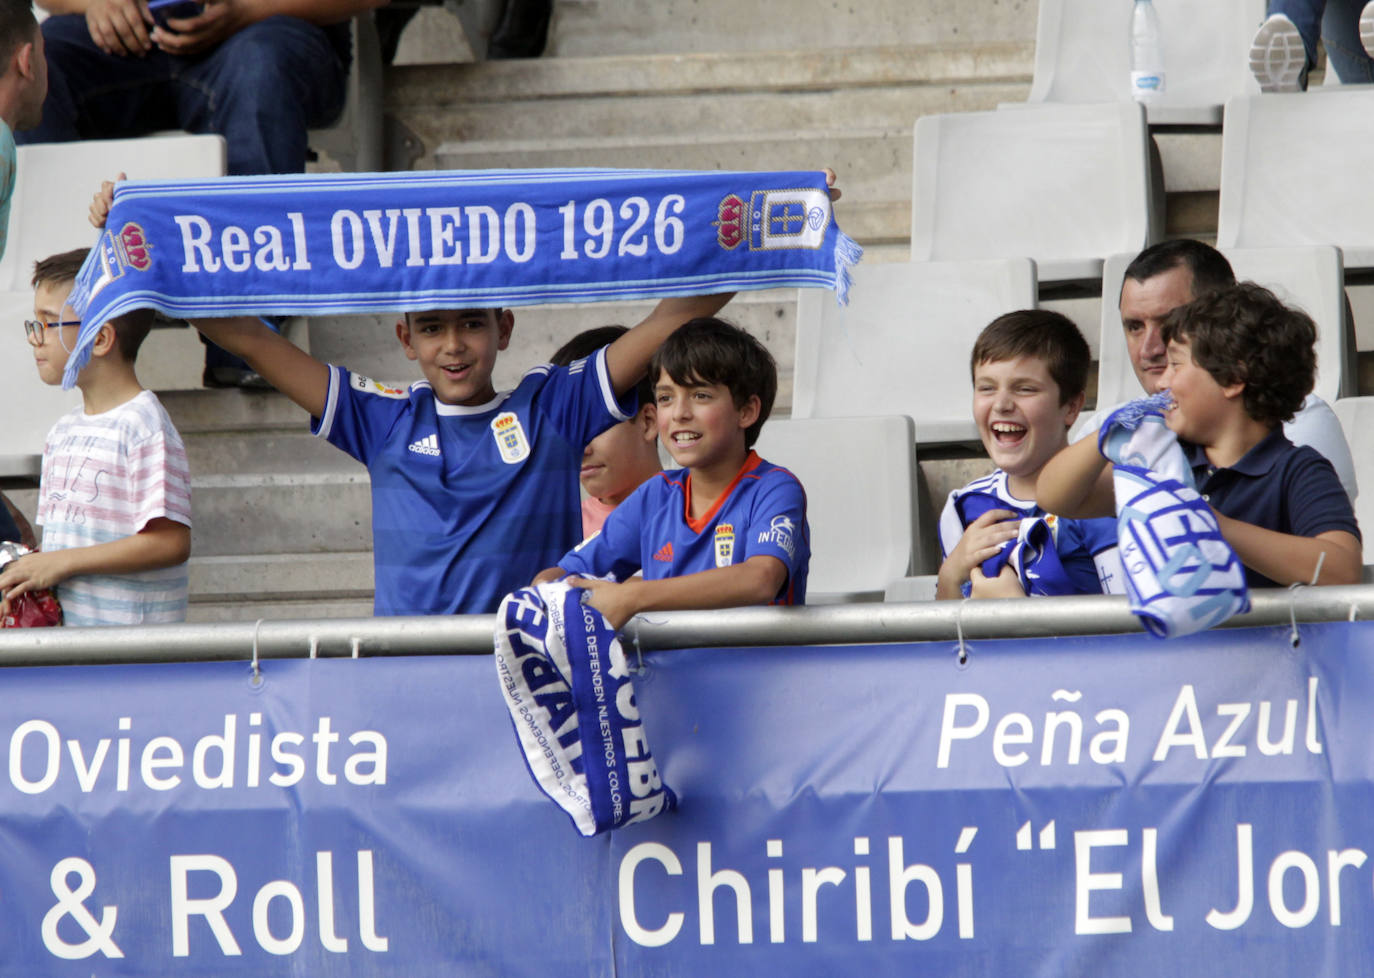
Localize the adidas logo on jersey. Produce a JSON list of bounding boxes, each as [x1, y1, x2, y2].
[[408, 434, 441, 457], [652, 542, 674, 562]]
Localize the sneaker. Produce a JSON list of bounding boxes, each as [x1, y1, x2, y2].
[[1249, 13, 1307, 93], [1361, 1, 1374, 58]]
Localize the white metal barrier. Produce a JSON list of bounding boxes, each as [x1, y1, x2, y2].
[[1, 586, 1371, 666]]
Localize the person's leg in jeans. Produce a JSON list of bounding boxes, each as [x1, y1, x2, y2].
[[1252, 0, 1327, 90], [17, 14, 181, 146], [169, 16, 348, 384], [1319, 0, 1374, 82], [170, 16, 348, 175]]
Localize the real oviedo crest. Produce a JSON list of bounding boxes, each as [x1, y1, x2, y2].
[[715, 188, 831, 252], [491, 411, 531, 464]]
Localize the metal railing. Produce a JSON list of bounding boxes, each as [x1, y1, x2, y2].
[[0, 585, 1370, 667]]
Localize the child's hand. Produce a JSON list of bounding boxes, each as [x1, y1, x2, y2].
[[566, 575, 641, 631], [824, 167, 842, 202], [89, 173, 126, 230], [0, 551, 73, 619], [941, 509, 1021, 588], [969, 563, 1027, 599], [530, 566, 565, 586]]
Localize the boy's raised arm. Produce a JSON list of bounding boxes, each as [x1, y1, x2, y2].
[[190, 317, 331, 420], [603, 292, 734, 396], [1036, 435, 1116, 519]]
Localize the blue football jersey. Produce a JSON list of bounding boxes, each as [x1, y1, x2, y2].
[[559, 452, 810, 604], [314, 348, 634, 615], [938, 468, 1122, 596]]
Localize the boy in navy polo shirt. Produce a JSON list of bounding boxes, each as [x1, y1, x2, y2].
[[551, 318, 809, 629], [1038, 283, 1361, 588], [189, 295, 730, 616]]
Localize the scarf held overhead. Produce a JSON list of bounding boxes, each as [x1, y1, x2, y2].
[[63, 168, 861, 388]]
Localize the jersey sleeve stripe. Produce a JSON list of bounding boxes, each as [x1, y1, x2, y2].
[[314, 365, 342, 440], [592, 347, 632, 422]]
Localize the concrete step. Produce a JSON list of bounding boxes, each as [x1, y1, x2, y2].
[[190, 472, 372, 556], [183, 428, 363, 479], [189, 552, 373, 602], [389, 45, 1033, 246], [187, 597, 376, 624], [160, 387, 315, 435], [544, 2, 1038, 57]]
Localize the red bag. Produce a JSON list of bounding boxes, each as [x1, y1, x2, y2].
[[0, 542, 63, 628]]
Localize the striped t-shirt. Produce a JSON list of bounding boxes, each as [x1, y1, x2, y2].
[[38, 390, 191, 625]]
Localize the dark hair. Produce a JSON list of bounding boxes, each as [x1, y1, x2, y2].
[[1121, 239, 1236, 301], [1160, 282, 1315, 427], [550, 324, 653, 409], [649, 318, 777, 449], [32, 248, 153, 362], [0, 0, 38, 68], [969, 309, 1090, 406]]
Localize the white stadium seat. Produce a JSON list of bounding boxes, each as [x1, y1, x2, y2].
[[1094, 245, 1353, 413], [1218, 90, 1374, 270], [1027, 0, 1264, 127], [753, 415, 918, 603], [1332, 398, 1374, 561], [910, 102, 1156, 283], [0, 135, 226, 477], [793, 258, 1037, 446]]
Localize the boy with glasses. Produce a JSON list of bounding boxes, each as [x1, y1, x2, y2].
[[0, 249, 191, 625]]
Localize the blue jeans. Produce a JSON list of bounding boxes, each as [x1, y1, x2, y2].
[[19, 14, 349, 176], [1272, 0, 1374, 83]]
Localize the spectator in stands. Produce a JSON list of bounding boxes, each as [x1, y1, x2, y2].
[[547, 325, 661, 538], [549, 318, 810, 628], [179, 293, 732, 617], [21, 0, 383, 388], [1073, 239, 1358, 501], [0, 0, 47, 550], [1039, 284, 1361, 588], [937, 311, 1119, 601], [0, 0, 46, 259], [0, 248, 191, 624], [1250, 0, 1374, 91]]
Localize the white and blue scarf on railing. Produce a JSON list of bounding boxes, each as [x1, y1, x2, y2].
[[63, 168, 860, 388], [1098, 393, 1249, 638], [494, 581, 675, 837]]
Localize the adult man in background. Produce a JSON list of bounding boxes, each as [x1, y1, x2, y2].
[[1072, 239, 1359, 502]]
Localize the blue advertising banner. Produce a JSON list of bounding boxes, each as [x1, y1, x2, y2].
[[1, 622, 1373, 975]]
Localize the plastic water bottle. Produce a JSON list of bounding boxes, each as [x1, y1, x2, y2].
[[1129, 0, 1165, 102]]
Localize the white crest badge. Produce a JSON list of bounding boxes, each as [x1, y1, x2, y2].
[[714, 523, 735, 567], [491, 411, 530, 464]]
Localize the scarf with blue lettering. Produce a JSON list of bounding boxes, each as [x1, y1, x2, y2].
[[62, 168, 861, 388], [953, 492, 1080, 596], [1098, 393, 1249, 638], [494, 581, 676, 836]]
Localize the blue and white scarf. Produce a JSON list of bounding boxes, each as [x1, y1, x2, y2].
[[953, 491, 1079, 596], [63, 168, 861, 388], [1099, 394, 1249, 638], [494, 581, 676, 836]]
